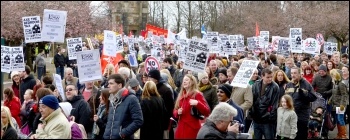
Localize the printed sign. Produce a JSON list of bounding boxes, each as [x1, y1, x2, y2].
[[207, 32, 219, 53], [67, 37, 83, 60], [219, 34, 234, 55], [289, 28, 302, 53], [41, 9, 67, 43], [53, 73, 66, 101], [183, 40, 209, 72], [278, 37, 290, 57], [22, 16, 42, 43], [128, 53, 138, 67], [76, 50, 102, 83], [159, 35, 165, 44], [178, 39, 189, 62], [116, 34, 123, 53], [303, 38, 320, 55], [11, 47, 25, 72], [316, 33, 324, 46], [324, 42, 338, 55], [151, 44, 162, 61], [103, 30, 117, 57], [128, 37, 136, 53], [237, 35, 245, 52], [1, 46, 11, 73], [260, 31, 269, 48], [271, 36, 280, 51], [231, 60, 259, 88], [144, 56, 160, 74]]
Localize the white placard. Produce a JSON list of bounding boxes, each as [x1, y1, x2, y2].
[[53, 73, 66, 101], [324, 42, 338, 55], [289, 28, 302, 53], [11, 47, 25, 72], [278, 37, 290, 57], [260, 31, 269, 48], [183, 40, 209, 72], [22, 16, 42, 43], [219, 34, 234, 55], [128, 37, 136, 53], [77, 50, 102, 83], [303, 38, 320, 55], [1, 46, 11, 73], [271, 36, 280, 52], [103, 30, 117, 57], [128, 53, 138, 67], [67, 37, 83, 60], [151, 44, 162, 62], [116, 34, 123, 53], [231, 60, 259, 88], [41, 9, 67, 43], [207, 32, 219, 53], [237, 35, 245, 52], [178, 39, 189, 62]]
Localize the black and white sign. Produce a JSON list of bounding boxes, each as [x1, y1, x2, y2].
[[144, 56, 160, 74], [278, 37, 290, 57], [289, 28, 302, 53], [22, 16, 42, 43], [231, 60, 259, 88], [67, 37, 83, 60], [151, 44, 162, 62], [219, 34, 234, 55], [237, 35, 245, 52], [207, 32, 219, 53], [259, 31, 269, 49], [77, 50, 102, 83], [183, 40, 209, 72], [41, 9, 67, 43], [324, 42, 337, 56], [116, 34, 123, 53], [1, 46, 11, 73], [11, 46, 25, 72]]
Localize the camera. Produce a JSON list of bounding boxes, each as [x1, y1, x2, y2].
[[231, 120, 245, 132]]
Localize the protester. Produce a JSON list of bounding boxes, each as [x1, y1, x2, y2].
[[276, 94, 298, 139], [1, 106, 18, 139], [54, 47, 66, 80], [19, 89, 35, 127], [128, 78, 142, 102], [80, 81, 101, 133], [59, 102, 84, 139], [162, 57, 177, 77], [62, 67, 82, 93], [101, 64, 115, 88], [35, 49, 46, 80], [303, 65, 314, 84], [31, 88, 53, 134], [19, 65, 37, 104], [10, 71, 21, 98], [3, 88, 22, 128], [217, 84, 244, 124], [273, 70, 291, 100], [197, 72, 218, 112], [312, 65, 333, 99], [92, 89, 110, 139]]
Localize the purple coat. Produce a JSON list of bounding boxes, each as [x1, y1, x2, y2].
[[71, 122, 83, 139]]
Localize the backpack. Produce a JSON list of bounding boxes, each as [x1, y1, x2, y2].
[[70, 121, 88, 139]]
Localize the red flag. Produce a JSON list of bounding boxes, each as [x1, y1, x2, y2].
[[255, 22, 260, 36]]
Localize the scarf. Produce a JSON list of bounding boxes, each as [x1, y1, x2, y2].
[[199, 84, 212, 92]]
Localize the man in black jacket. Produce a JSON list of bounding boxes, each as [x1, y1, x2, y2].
[[19, 65, 37, 104], [285, 66, 317, 139], [249, 68, 279, 139], [54, 47, 66, 80], [147, 69, 174, 138]]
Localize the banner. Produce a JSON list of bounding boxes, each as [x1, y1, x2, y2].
[[183, 40, 209, 72], [22, 16, 42, 43], [100, 50, 124, 75], [1, 46, 11, 73], [231, 60, 259, 88], [146, 24, 168, 38], [103, 30, 117, 57], [289, 28, 302, 53], [11, 46, 25, 72], [167, 29, 187, 44], [77, 50, 102, 83], [67, 37, 83, 60], [41, 9, 67, 43]]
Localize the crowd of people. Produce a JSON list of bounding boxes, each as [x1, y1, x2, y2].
[[1, 42, 349, 139]]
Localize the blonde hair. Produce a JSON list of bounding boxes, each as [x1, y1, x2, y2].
[[160, 69, 176, 89], [330, 69, 341, 82], [280, 94, 295, 110], [174, 74, 199, 109], [104, 64, 115, 76], [142, 81, 161, 100], [138, 62, 145, 74], [1, 106, 15, 128]]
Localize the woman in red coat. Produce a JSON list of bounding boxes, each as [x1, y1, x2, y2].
[[3, 87, 22, 127], [173, 74, 210, 139], [10, 71, 20, 98], [303, 65, 314, 84]]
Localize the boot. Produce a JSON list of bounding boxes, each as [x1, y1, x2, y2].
[[335, 124, 342, 139], [340, 125, 348, 139]]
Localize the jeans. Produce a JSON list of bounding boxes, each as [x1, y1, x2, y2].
[[295, 120, 308, 139], [56, 66, 64, 80], [243, 118, 252, 133], [308, 120, 320, 130], [337, 114, 345, 126], [37, 66, 45, 80], [253, 122, 275, 139]]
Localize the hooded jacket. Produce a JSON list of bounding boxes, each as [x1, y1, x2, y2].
[[19, 74, 37, 103], [68, 95, 92, 133]]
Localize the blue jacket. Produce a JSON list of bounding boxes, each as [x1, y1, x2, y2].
[[227, 99, 244, 124], [103, 88, 143, 139]]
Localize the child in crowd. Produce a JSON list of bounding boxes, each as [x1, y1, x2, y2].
[[308, 107, 324, 138], [276, 94, 298, 139]]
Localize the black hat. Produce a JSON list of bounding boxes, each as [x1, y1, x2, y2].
[[218, 67, 228, 77], [118, 60, 130, 68], [148, 69, 161, 81], [218, 84, 233, 98]]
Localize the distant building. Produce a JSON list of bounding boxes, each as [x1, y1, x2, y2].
[[110, 1, 149, 36]]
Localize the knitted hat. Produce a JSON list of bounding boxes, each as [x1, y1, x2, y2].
[[118, 60, 130, 68], [197, 72, 208, 81], [148, 69, 161, 81], [129, 78, 140, 87], [10, 71, 20, 80], [59, 102, 72, 117], [319, 65, 327, 72], [218, 84, 233, 98], [39, 95, 59, 110], [218, 68, 228, 77]]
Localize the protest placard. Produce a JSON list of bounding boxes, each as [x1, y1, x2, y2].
[[67, 37, 83, 60], [316, 33, 324, 46], [159, 35, 165, 44], [207, 32, 219, 53], [103, 30, 117, 57], [22, 16, 42, 43], [247, 37, 255, 50], [231, 60, 259, 88], [289, 28, 302, 53], [183, 40, 209, 72], [128, 53, 138, 67], [53, 73, 66, 101], [324, 42, 338, 55], [151, 44, 162, 62], [237, 35, 245, 52], [144, 56, 160, 74], [41, 9, 67, 43], [260, 31, 269, 49], [178, 39, 189, 62], [271, 36, 280, 51], [219, 34, 234, 55], [1, 46, 11, 73], [77, 50, 102, 83], [116, 34, 123, 53], [303, 38, 320, 55], [11, 47, 25, 72], [128, 37, 136, 53], [278, 37, 290, 57]]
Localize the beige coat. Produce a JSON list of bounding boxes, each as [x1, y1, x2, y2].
[[35, 108, 71, 139], [230, 86, 253, 117], [276, 107, 298, 139]]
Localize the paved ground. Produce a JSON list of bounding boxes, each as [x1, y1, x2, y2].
[[1, 57, 349, 139]]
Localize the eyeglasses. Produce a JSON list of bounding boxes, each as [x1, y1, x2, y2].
[[66, 88, 75, 92]]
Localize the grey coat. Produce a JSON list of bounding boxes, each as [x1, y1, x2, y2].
[[196, 119, 236, 139]]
